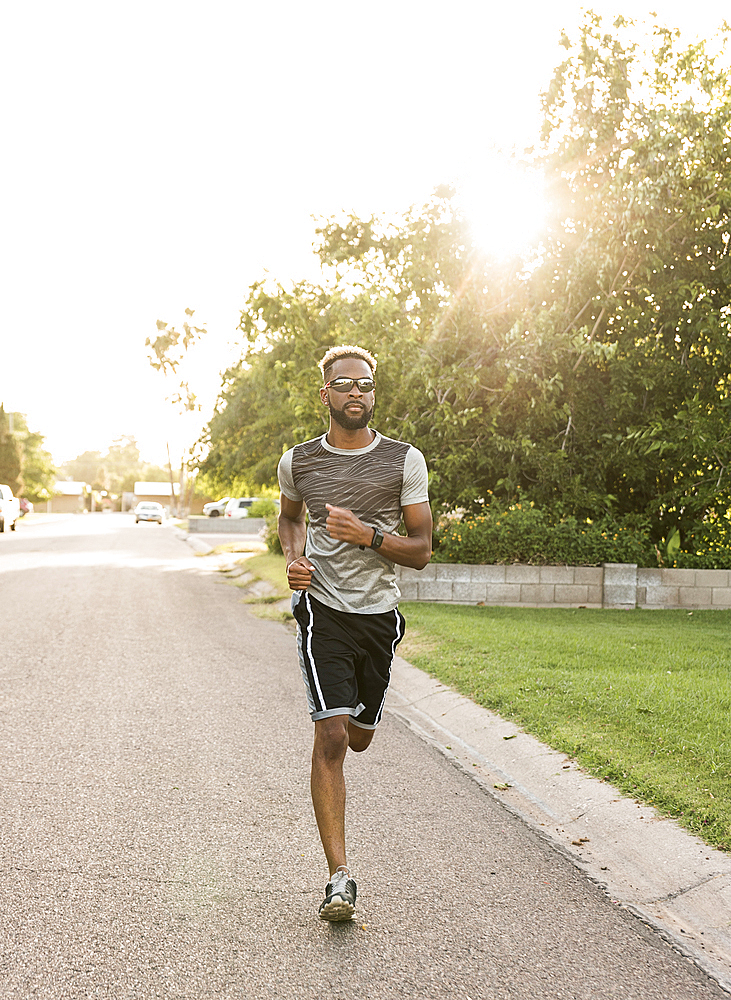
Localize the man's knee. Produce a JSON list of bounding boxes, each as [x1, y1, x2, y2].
[[313, 717, 350, 763]]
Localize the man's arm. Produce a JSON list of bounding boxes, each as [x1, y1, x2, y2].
[[278, 493, 315, 590], [324, 501, 432, 570]]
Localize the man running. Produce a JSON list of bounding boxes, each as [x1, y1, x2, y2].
[[277, 344, 432, 920]]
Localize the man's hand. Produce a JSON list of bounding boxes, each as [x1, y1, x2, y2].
[[286, 555, 315, 590], [325, 504, 373, 547]]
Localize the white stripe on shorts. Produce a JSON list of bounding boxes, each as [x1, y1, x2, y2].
[[302, 592, 326, 711], [373, 607, 403, 726]]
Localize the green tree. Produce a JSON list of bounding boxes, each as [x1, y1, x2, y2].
[[6, 413, 56, 501], [199, 13, 731, 557], [103, 436, 144, 494], [61, 451, 105, 489], [524, 13, 731, 541], [60, 439, 167, 497], [198, 192, 511, 502], [0, 405, 23, 494]]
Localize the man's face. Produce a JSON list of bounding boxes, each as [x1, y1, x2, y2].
[[321, 358, 375, 431]]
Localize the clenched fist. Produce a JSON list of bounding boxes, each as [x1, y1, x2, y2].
[[325, 504, 373, 547]]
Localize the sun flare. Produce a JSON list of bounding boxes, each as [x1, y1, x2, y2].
[[458, 154, 547, 259]]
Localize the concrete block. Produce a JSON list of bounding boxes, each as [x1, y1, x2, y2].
[[603, 563, 638, 608], [434, 564, 472, 583], [660, 568, 696, 586], [520, 584, 556, 604], [575, 567, 603, 585], [539, 566, 575, 585], [712, 588, 731, 607], [603, 563, 638, 585], [554, 585, 589, 605], [587, 585, 603, 605], [397, 581, 419, 601], [418, 581, 453, 602], [603, 587, 637, 608], [470, 565, 507, 583], [404, 563, 436, 581], [485, 583, 522, 604], [696, 570, 730, 588], [506, 564, 541, 584], [641, 587, 679, 609], [452, 582, 488, 603], [637, 568, 662, 587], [679, 587, 712, 608]]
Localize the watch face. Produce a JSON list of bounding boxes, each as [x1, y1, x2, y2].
[[371, 527, 384, 548]]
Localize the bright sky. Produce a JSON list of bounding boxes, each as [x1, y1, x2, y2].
[[1, 0, 725, 469]]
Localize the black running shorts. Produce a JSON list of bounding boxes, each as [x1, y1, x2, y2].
[[291, 591, 406, 728]]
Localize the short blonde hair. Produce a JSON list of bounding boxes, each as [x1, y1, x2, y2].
[[318, 345, 377, 382]]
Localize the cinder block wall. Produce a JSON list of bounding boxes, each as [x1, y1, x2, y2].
[[395, 563, 731, 610], [637, 568, 731, 610], [395, 563, 603, 608]]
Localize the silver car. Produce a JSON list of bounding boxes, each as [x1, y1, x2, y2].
[[134, 501, 164, 524], [203, 496, 232, 517], [224, 497, 258, 519]]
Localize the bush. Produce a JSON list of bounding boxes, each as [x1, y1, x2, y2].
[[263, 513, 283, 555], [433, 504, 658, 567], [248, 498, 278, 517], [674, 511, 731, 569]]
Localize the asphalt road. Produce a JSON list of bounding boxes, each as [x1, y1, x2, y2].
[[0, 514, 726, 1000]]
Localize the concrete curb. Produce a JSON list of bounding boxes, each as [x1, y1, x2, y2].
[[171, 525, 267, 557], [386, 656, 731, 995]]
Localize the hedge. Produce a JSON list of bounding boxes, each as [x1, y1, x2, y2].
[[265, 499, 731, 569], [674, 511, 731, 569], [432, 505, 658, 567]]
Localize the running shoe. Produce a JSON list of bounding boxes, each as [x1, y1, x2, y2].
[[318, 868, 357, 921]]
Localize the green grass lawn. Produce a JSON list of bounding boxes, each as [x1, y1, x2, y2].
[[399, 604, 731, 851], [242, 552, 290, 594], [226, 552, 292, 622]]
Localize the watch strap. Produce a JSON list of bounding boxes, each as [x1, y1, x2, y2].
[[359, 526, 384, 550]]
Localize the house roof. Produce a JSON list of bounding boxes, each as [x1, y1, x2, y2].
[[55, 481, 87, 496]]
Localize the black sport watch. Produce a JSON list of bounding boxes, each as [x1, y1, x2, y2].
[[370, 526, 384, 549]]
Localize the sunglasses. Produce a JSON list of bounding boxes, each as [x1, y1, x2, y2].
[[324, 377, 376, 393]]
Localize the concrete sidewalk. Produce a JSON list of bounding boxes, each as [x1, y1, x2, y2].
[[180, 526, 731, 994], [387, 658, 731, 994]]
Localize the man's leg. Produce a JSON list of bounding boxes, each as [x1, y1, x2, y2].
[[311, 716, 349, 874], [310, 717, 376, 872], [311, 715, 375, 921]]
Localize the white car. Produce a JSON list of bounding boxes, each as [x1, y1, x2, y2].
[[0, 484, 20, 532], [224, 497, 258, 519], [134, 501, 164, 524], [203, 496, 232, 517]]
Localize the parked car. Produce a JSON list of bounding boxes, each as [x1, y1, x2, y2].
[[19, 498, 34, 516], [224, 497, 258, 519], [134, 501, 164, 524], [0, 484, 20, 532], [203, 496, 232, 517]]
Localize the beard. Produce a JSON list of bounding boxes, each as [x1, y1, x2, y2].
[[328, 398, 374, 430]]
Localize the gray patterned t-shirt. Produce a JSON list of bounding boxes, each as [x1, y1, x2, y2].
[[277, 430, 429, 614]]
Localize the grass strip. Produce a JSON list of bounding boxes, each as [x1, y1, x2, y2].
[[232, 552, 293, 623], [198, 540, 268, 555], [242, 552, 290, 595], [399, 603, 731, 851]]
